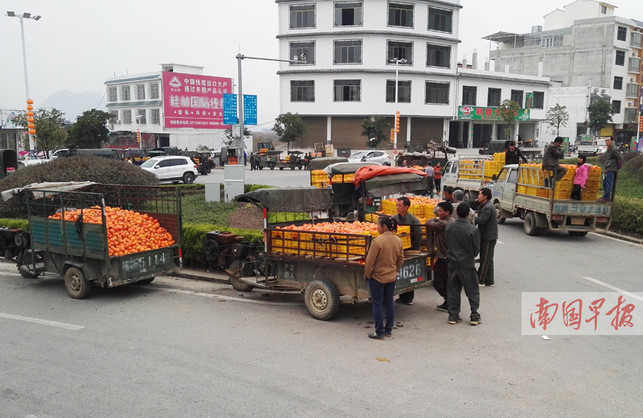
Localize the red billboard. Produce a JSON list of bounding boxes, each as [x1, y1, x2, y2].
[[162, 72, 232, 129]]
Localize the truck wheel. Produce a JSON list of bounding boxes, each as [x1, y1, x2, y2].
[[304, 279, 340, 321], [270, 164, 275, 170], [495, 202, 506, 225], [64, 267, 92, 299], [279, 167, 284, 170], [228, 261, 254, 292], [568, 231, 588, 237], [524, 212, 539, 236], [18, 265, 40, 279]]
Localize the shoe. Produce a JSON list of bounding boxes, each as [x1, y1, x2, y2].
[[486, 283, 494, 287], [448, 317, 463, 325], [384, 333, 392, 338], [479, 283, 485, 287], [597, 198, 609, 203], [470, 316, 481, 326], [436, 303, 448, 312], [395, 298, 413, 305], [368, 332, 384, 340]]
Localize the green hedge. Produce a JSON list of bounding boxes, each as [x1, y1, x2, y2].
[[0, 218, 29, 230], [181, 222, 263, 267], [610, 196, 643, 237]]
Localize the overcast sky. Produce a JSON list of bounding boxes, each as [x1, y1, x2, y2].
[[1, 0, 640, 126]]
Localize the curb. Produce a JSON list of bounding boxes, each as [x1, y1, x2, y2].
[[173, 269, 229, 285], [598, 230, 643, 245]]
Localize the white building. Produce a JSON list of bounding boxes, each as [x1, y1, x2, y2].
[[105, 64, 229, 151], [276, 0, 549, 151], [485, 0, 643, 143]]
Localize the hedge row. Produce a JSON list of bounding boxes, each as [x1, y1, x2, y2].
[[610, 196, 643, 237]]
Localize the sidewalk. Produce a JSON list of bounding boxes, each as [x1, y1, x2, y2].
[[174, 267, 229, 284]]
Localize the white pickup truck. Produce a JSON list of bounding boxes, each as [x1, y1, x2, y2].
[[576, 138, 606, 156], [492, 164, 612, 236], [442, 156, 496, 202]]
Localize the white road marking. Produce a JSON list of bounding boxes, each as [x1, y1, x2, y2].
[[160, 287, 297, 305], [0, 312, 84, 331], [582, 276, 643, 302]]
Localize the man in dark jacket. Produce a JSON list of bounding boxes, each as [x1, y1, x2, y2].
[[426, 201, 454, 312], [392, 197, 421, 305], [599, 136, 623, 202], [475, 188, 498, 287], [542, 137, 567, 182], [446, 203, 481, 325], [505, 140, 528, 165]]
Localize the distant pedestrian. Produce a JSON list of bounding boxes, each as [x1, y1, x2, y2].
[[249, 153, 256, 171], [364, 216, 404, 339], [425, 162, 435, 197], [571, 155, 589, 200], [446, 203, 481, 326], [434, 163, 443, 196], [599, 136, 623, 202]]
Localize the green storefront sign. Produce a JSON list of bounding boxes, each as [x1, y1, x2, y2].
[[458, 106, 531, 121]]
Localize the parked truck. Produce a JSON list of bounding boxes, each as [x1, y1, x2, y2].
[[479, 140, 542, 160], [492, 164, 612, 236], [442, 156, 499, 202]]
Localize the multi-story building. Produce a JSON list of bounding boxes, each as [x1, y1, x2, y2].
[[485, 0, 642, 143], [276, 0, 549, 150], [0, 109, 24, 150], [105, 64, 231, 151]]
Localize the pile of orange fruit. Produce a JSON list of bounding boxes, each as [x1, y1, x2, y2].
[[49, 206, 175, 257], [277, 221, 378, 235]]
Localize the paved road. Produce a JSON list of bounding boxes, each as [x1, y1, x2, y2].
[[1, 220, 641, 416]]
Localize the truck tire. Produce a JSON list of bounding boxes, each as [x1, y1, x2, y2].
[[495, 202, 506, 225], [270, 164, 276, 170], [568, 231, 588, 237], [64, 267, 92, 299], [304, 279, 340, 321], [228, 260, 254, 292], [523, 212, 539, 236]]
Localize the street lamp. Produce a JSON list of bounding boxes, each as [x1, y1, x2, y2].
[[390, 58, 407, 155], [6, 11, 42, 155]]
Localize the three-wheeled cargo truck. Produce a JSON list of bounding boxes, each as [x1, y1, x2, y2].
[[228, 187, 430, 320], [2, 182, 181, 298]]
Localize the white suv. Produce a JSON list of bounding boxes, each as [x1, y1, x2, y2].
[[349, 150, 391, 165], [140, 156, 199, 184]]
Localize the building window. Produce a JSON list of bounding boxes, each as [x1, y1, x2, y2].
[[511, 90, 523, 107], [290, 4, 315, 29], [487, 88, 501, 107], [614, 76, 623, 90], [334, 80, 361, 101], [611, 100, 621, 114], [290, 41, 315, 65], [532, 92, 544, 109], [624, 107, 637, 123], [426, 44, 450, 68], [108, 110, 118, 122], [631, 32, 642, 48], [121, 86, 130, 101], [428, 7, 452, 33], [387, 41, 413, 64], [425, 82, 449, 104], [462, 86, 477, 106], [121, 109, 132, 124], [334, 2, 362, 26], [541, 35, 564, 48], [107, 87, 117, 102], [628, 57, 641, 72], [617, 26, 627, 42], [151, 109, 160, 125], [136, 109, 146, 124], [626, 83, 639, 97], [150, 83, 159, 99], [334, 40, 362, 64], [136, 84, 145, 100], [600, 5, 607, 14], [388, 2, 414, 28], [291, 80, 315, 102], [615, 50, 625, 66], [386, 80, 411, 103]]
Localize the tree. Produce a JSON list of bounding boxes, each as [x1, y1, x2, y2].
[[12, 108, 69, 156], [361, 116, 390, 149], [224, 126, 251, 146], [272, 113, 306, 150], [587, 97, 613, 135], [499, 99, 520, 139], [67, 109, 113, 149], [545, 103, 569, 137]]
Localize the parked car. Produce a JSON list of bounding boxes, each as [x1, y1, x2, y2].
[[140, 156, 198, 184], [348, 150, 392, 165], [49, 148, 117, 160]]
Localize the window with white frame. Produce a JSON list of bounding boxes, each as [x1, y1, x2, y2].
[[136, 109, 146, 124], [334, 2, 362, 26], [334, 80, 361, 101], [425, 82, 449, 104], [136, 84, 146, 100], [611, 100, 621, 114], [334, 40, 362, 64], [386, 80, 411, 103], [614, 76, 623, 90], [108, 110, 118, 122], [290, 41, 315, 65], [108, 87, 117, 102], [615, 50, 625, 66], [617, 26, 627, 42], [121, 86, 131, 101], [291, 80, 315, 102], [387, 41, 413, 64], [631, 32, 642, 48], [388, 2, 413, 28], [290, 4, 315, 29], [487, 88, 501, 107], [426, 44, 450, 68], [628, 57, 641, 72], [462, 86, 477, 105], [511, 89, 523, 107], [150, 83, 159, 99], [626, 83, 638, 97], [532, 92, 544, 109], [428, 7, 452, 33], [121, 109, 132, 124], [151, 109, 160, 124]]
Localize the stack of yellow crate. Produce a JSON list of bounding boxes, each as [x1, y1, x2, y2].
[[494, 152, 506, 165], [553, 164, 575, 200], [581, 165, 602, 200], [331, 173, 355, 183], [459, 159, 481, 179], [310, 170, 330, 188]]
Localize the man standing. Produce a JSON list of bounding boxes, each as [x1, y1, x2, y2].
[[476, 188, 498, 287], [424, 162, 435, 197], [392, 197, 421, 305], [505, 140, 528, 165], [542, 137, 567, 183], [446, 203, 481, 325], [599, 136, 623, 202], [426, 201, 454, 312], [433, 163, 443, 196]]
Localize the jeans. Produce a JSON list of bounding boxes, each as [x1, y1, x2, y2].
[[602, 171, 616, 200], [368, 279, 395, 336]]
